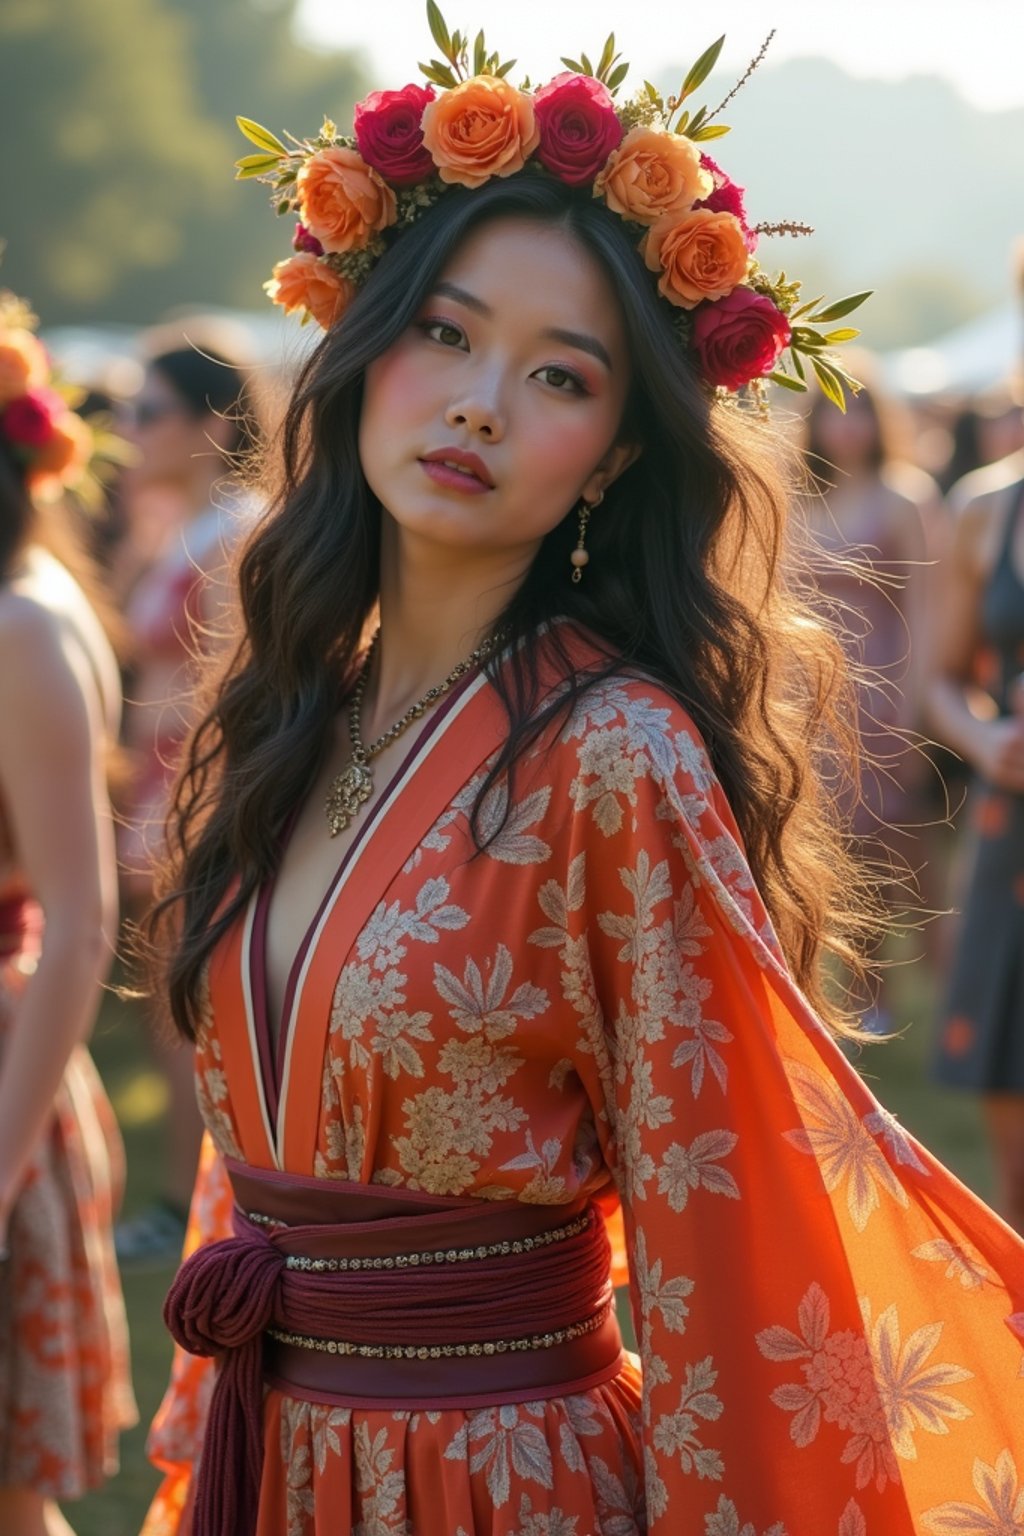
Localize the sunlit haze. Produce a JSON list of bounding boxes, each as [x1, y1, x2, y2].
[[297, 0, 1024, 112]]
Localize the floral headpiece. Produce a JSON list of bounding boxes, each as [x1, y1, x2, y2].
[[0, 289, 96, 499], [238, 5, 868, 407]]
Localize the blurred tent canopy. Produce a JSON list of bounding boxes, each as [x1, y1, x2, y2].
[[0, 0, 367, 324]]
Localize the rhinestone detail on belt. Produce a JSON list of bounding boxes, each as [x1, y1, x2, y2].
[[266, 1302, 609, 1360], [245, 1205, 594, 1273]]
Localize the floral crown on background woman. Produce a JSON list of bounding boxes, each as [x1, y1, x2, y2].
[[0, 282, 130, 504], [238, 3, 868, 407]]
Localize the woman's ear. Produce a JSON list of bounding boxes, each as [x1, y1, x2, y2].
[[581, 439, 642, 503]]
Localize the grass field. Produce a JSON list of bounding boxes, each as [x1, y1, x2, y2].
[[70, 947, 994, 1536]]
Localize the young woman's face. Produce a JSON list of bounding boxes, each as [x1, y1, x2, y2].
[[122, 367, 223, 488], [359, 216, 636, 563]]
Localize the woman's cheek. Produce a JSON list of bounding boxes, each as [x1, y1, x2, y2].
[[364, 343, 431, 425], [530, 407, 615, 493]]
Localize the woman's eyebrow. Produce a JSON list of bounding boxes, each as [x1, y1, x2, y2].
[[540, 328, 612, 370], [430, 281, 612, 370]]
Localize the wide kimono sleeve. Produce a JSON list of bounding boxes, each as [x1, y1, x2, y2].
[[560, 686, 1024, 1534]]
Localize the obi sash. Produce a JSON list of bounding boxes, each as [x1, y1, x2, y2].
[[165, 1158, 623, 1536]]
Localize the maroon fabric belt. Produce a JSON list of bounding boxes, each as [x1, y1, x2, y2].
[[165, 1158, 623, 1536]]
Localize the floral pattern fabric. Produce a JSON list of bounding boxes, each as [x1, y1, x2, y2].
[[0, 936, 137, 1498], [145, 657, 1024, 1535]]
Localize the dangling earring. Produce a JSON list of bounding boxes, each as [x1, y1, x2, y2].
[[570, 490, 603, 583]]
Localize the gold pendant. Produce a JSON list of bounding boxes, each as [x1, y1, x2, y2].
[[325, 760, 374, 837]]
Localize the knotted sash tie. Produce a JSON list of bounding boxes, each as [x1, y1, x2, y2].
[[165, 1193, 615, 1536]]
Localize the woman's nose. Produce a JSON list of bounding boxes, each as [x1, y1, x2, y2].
[[444, 382, 505, 441]]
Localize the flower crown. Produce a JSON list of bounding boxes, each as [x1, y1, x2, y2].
[[0, 289, 95, 499], [238, 4, 868, 407]]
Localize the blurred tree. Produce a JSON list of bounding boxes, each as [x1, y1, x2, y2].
[[0, 0, 365, 324]]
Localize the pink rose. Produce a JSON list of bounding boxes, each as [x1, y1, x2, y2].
[[1, 388, 62, 448], [354, 82, 436, 185], [691, 287, 791, 390], [533, 72, 623, 186], [696, 155, 757, 252], [292, 222, 324, 256]]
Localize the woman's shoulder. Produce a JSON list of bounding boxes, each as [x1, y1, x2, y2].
[[0, 553, 117, 728], [552, 667, 718, 799]]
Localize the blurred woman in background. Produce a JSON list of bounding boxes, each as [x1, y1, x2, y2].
[[115, 333, 258, 1265], [0, 289, 135, 1535], [927, 371, 1024, 1233], [800, 359, 939, 1026]]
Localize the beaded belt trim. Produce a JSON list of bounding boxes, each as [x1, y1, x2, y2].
[[266, 1301, 610, 1360], [246, 1203, 594, 1272]]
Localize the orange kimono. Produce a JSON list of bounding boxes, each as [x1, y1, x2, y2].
[[146, 636, 1024, 1536]]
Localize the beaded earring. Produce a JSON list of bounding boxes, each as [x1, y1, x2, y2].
[[570, 490, 603, 583]]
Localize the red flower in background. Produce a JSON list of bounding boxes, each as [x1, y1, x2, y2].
[[692, 287, 791, 390], [354, 82, 436, 185], [1, 388, 62, 448], [533, 72, 623, 186]]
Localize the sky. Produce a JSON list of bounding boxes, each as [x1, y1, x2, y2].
[[296, 0, 1024, 112]]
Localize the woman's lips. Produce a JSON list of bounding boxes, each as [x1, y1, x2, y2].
[[418, 459, 493, 494]]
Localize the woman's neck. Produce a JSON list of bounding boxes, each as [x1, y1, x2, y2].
[[363, 521, 532, 740]]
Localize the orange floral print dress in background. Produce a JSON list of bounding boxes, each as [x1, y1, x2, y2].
[[144, 632, 1024, 1536], [0, 871, 136, 1497]]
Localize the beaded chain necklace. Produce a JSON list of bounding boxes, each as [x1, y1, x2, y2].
[[325, 628, 505, 836]]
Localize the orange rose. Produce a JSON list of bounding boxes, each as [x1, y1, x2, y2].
[[421, 75, 539, 189], [297, 147, 397, 254], [594, 126, 713, 225], [25, 411, 91, 490], [0, 328, 50, 407], [264, 254, 357, 330], [643, 209, 751, 309]]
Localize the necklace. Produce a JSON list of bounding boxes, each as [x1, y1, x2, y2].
[[325, 628, 505, 837]]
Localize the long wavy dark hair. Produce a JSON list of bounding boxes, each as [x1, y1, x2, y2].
[[148, 172, 873, 1040]]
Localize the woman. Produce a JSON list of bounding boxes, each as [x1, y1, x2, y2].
[[0, 292, 135, 1534], [144, 33, 1024, 1536], [927, 404, 1024, 1232], [116, 338, 257, 1264], [799, 367, 938, 1026]]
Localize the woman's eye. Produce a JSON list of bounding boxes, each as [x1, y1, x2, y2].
[[537, 365, 585, 394], [422, 319, 465, 348]]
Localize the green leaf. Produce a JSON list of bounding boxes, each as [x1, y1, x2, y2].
[[768, 371, 807, 393], [473, 29, 486, 75], [234, 153, 284, 179], [810, 355, 847, 410], [791, 348, 806, 381], [808, 291, 872, 323], [675, 110, 690, 134], [236, 117, 287, 157], [560, 56, 584, 73], [426, 0, 452, 58], [275, 197, 293, 213], [494, 58, 517, 78], [580, 52, 594, 76], [689, 123, 731, 141], [790, 296, 824, 321], [687, 105, 707, 134], [791, 326, 826, 351], [823, 327, 860, 344], [607, 61, 630, 92], [597, 33, 616, 77], [419, 60, 458, 88], [644, 79, 662, 104], [681, 35, 725, 101]]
